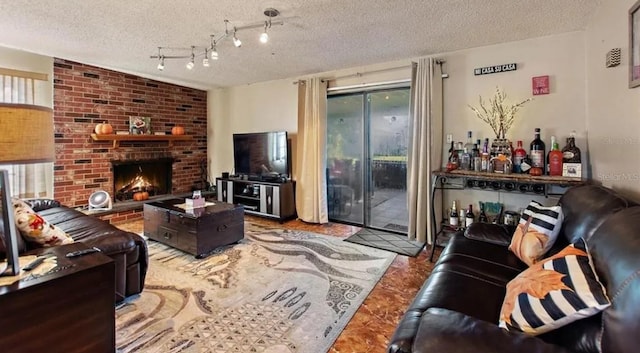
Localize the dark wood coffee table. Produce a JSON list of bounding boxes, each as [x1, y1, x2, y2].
[[143, 198, 244, 258]]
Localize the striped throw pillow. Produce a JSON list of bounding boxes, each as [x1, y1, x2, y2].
[[509, 201, 563, 265], [499, 238, 610, 335]]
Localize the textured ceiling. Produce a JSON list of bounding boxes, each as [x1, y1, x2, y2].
[[0, 0, 601, 90]]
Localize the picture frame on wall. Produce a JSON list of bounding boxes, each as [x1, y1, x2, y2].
[[630, 0, 640, 88], [129, 116, 151, 135]]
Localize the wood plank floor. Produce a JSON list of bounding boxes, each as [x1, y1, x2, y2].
[[116, 215, 439, 353]]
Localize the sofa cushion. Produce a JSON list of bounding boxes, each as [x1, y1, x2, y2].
[[509, 201, 563, 266], [499, 239, 610, 335], [12, 198, 74, 247]]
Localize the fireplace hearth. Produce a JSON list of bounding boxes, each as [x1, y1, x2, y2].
[[111, 158, 173, 201]]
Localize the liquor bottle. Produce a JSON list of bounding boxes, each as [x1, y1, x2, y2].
[[472, 143, 481, 172], [562, 130, 581, 163], [548, 137, 563, 176], [465, 204, 474, 227], [464, 131, 475, 154], [482, 138, 489, 154], [460, 147, 471, 170], [513, 140, 527, 173], [478, 202, 488, 223], [449, 201, 459, 227], [529, 128, 546, 169], [546, 135, 556, 174], [447, 141, 459, 167]]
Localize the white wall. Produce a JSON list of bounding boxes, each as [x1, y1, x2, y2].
[[208, 79, 298, 179], [0, 46, 53, 107], [586, 0, 640, 199]]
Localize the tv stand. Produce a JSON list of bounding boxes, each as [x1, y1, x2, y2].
[[216, 178, 296, 222]]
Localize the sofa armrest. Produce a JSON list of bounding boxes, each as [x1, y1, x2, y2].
[[82, 232, 137, 256], [410, 308, 571, 353], [24, 199, 61, 212], [463, 222, 516, 246]]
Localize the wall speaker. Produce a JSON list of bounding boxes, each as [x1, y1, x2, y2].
[[89, 190, 112, 211]]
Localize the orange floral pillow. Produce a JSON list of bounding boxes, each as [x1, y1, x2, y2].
[[499, 239, 610, 335], [12, 198, 74, 247], [509, 201, 563, 266]]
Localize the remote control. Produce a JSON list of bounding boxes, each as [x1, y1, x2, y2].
[[65, 247, 101, 258], [23, 257, 46, 271]]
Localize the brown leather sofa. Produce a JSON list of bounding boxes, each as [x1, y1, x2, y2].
[[17, 199, 147, 303], [388, 185, 640, 353]]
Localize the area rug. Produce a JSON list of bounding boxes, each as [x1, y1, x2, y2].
[[116, 223, 395, 353], [344, 227, 425, 257]]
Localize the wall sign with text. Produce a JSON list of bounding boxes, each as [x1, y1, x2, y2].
[[532, 75, 550, 95], [473, 63, 517, 76]]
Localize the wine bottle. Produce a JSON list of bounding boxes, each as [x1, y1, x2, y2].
[[478, 202, 488, 223], [548, 137, 563, 176], [562, 131, 581, 163], [465, 204, 474, 227], [513, 140, 527, 173], [449, 201, 459, 227], [529, 128, 546, 169]]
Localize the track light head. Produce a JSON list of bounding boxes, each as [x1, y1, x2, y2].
[[202, 58, 210, 67], [260, 30, 269, 44], [211, 47, 219, 60], [157, 57, 165, 71], [233, 28, 242, 47], [186, 60, 194, 70]]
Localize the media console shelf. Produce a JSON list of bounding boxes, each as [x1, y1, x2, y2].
[[90, 133, 192, 148], [216, 177, 296, 222]]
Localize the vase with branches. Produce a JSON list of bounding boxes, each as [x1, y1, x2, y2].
[[468, 87, 532, 139]]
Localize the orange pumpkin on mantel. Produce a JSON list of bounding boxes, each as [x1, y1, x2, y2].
[[171, 126, 185, 135], [133, 191, 149, 201], [94, 121, 113, 135]]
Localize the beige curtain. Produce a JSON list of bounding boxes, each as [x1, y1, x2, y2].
[[296, 78, 329, 223], [407, 58, 443, 244], [8, 163, 54, 199]]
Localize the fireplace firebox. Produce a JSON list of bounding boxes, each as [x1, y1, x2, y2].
[[111, 158, 174, 201]]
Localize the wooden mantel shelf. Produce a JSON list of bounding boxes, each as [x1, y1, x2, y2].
[[90, 133, 192, 148]]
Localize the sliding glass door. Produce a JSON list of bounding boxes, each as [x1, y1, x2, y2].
[[326, 87, 410, 232]]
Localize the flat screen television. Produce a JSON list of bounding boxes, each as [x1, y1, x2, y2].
[[233, 131, 289, 178]]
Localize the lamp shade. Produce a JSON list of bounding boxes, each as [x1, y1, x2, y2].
[[0, 103, 54, 164]]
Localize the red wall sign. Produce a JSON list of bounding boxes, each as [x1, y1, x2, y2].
[[532, 76, 550, 95]]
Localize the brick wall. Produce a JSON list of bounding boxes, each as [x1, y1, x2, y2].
[[53, 58, 208, 219]]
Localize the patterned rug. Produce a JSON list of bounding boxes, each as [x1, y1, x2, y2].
[[116, 223, 395, 353]]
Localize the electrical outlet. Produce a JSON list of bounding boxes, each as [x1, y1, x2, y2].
[[446, 134, 453, 143]]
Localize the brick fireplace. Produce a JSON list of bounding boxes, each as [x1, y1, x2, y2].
[[53, 59, 208, 223]]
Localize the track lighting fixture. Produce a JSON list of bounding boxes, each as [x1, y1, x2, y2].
[[150, 8, 283, 71]]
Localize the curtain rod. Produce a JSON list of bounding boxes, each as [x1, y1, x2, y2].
[[293, 58, 446, 85], [326, 79, 411, 92], [292, 64, 411, 85]]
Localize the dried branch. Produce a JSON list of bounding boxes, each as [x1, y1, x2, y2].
[[468, 87, 531, 138]]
